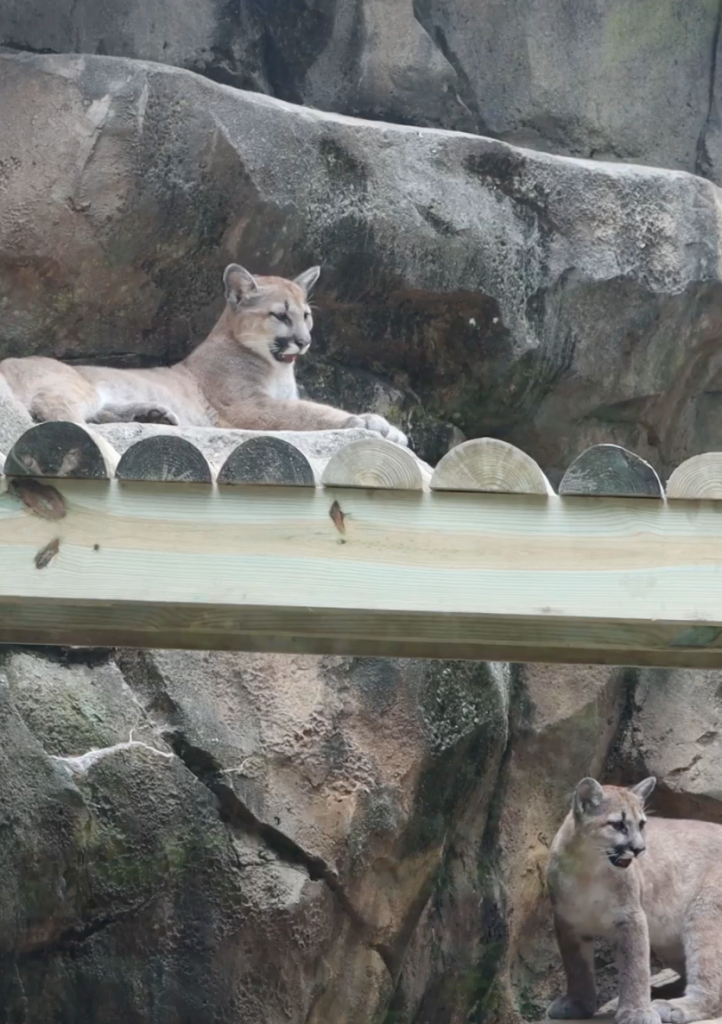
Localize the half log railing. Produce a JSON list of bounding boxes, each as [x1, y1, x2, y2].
[[1, 421, 721, 668]]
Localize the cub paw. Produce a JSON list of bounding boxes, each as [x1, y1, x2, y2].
[[353, 413, 409, 447], [547, 996, 595, 1019], [616, 1008, 662, 1024], [651, 1000, 702, 1024]]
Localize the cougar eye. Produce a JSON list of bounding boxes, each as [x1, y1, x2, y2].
[[304, 311, 311, 321], [271, 311, 291, 326], [610, 820, 626, 832], [639, 820, 646, 830]]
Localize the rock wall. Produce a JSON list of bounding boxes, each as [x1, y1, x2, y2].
[[2, 1, 722, 183], [3, 53, 722, 476], [0, 646, 510, 1023], [1, 22, 722, 1024]]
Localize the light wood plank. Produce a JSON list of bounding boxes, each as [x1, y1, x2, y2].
[[2, 482, 722, 664], [431, 437, 553, 494]]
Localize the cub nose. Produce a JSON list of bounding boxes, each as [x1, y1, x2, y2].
[[632, 844, 645, 857]]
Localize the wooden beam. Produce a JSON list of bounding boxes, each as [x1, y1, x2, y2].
[[3, 478, 722, 666]]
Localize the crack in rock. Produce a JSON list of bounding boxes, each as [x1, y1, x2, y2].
[[165, 731, 391, 970], [696, 0, 722, 177], [19, 892, 161, 960]]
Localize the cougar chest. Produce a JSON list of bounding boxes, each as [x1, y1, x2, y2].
[[264, 365, 299, 401]]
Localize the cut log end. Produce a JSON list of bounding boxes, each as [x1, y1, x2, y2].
[[430, 437, 552, 495], [559, 444, 663, 499], [666, 453, 722, 500], [218, 436, 316, 486], [116, 435, 213, 483], [3, 421, 117, 479], [321, 437, 427, 490]]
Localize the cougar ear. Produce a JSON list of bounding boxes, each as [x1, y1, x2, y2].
[[293, 266, 321, 297], [224, 264, 258, 310], [629, 777, 656, 806], [573, 777, 604, 819]]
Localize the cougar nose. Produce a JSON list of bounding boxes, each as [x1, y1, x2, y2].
[[632, 844, 645, 857]]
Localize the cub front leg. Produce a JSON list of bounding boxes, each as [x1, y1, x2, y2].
[[614, 911, 660, 1024], [547, 914, 597, 1019]]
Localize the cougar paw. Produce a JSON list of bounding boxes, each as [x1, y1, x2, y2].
[[652, 1000, 705, 1024], [137, 407, 179, 426], [547, 996, 595, 1019], [616, 1009, 662, 1024], [356, 413, 409, 447]]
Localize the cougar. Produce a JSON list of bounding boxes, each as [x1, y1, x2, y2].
[[547, 776, 722, 1024], [0, 265, 408, 445]]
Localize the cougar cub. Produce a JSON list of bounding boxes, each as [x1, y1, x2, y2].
[[547, 776, 722, 1024]]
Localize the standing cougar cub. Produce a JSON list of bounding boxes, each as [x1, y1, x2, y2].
[[0, 265, 407, 445], [547, 777, 722, 1024]]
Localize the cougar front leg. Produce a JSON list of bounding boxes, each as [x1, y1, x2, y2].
[[615, 911, 660, 1024], [547, 914, 597, 1019], [653, 893, 722, 1024]]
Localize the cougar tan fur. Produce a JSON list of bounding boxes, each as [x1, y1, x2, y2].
[[547, 776, 722, 1024], [0, 265, 407, 445]]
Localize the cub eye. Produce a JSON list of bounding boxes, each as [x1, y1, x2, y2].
[[610, 821, 626, 832], [304, 311, 311, 321], [639, 820, 646, 830], [271, 311, 291, 326]]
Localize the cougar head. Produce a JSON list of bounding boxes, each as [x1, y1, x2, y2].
[[222, 264, 320, 367], [572, 776, 656, 869]]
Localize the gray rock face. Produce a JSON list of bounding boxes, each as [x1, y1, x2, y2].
[[2, 1, 721, 183], [0, 647, 509, 1023], [611, 668, 722, 817], [2, 52, 722, 475]]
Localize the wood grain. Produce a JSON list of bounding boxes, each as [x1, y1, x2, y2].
[[666, 453, 722, 500], [321, 437, 428, 490], [2, 482, 722, 665], [4, 421, 118, 479], [217, 436, 316, 486], [431, 437, 552, 494], [116, 435, 212, 483], [560, 444, 663, 499]]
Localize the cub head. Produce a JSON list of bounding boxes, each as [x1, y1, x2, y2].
[[222, 264, 321, 367], [572, 776, 656, 869]]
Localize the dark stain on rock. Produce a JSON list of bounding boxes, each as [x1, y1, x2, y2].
[[464, 147, 558, 234], [318, 137, 369, 194], [415, 203, 461, 237]]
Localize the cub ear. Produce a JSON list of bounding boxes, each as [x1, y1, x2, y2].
[[293, 266, 321, 297], [573, 777, 604, 819], [224, 264, 258, 311], [629, 776, 656, 806]]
